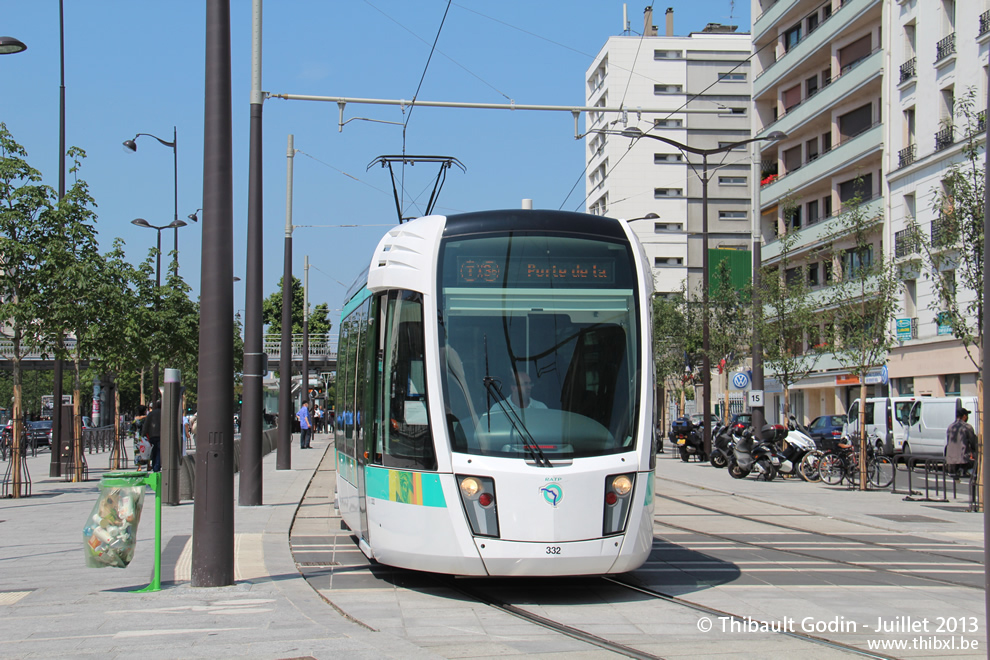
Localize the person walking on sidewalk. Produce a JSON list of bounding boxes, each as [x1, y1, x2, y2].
[[946, 407, 976, 477], [143, 401, 163, 472], [296, 399, 312, 449]]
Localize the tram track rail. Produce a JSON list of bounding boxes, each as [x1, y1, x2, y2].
[[657, 491, 985, 569]]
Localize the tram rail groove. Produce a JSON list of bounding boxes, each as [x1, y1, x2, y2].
[[440, 576, 665, 660], [657, 491, 985, 568], [602, 577, 897, 660]]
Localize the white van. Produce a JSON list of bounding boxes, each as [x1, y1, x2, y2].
[[900, 396, 980, 457], [844, 397, 898, 454]]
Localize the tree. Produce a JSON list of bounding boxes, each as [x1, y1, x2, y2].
[[906, 85, 985, 507], [824, 192, 901, 489], [262, 275, 333, 339], [653, 293, 690, 431], [34, 147, 102, 480], [757, 221, 828, 423], [706, 258, 752, 423], [0, 124, 59, 496]]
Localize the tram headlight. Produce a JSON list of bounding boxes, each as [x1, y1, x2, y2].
[[603, 472, 636, 537], [611, 475, 633, 496], [456, 474, 499, 538], [459, 476, 482, 499]]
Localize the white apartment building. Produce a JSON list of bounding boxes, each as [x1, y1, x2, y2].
[[885, 0, 989, 399], [585, 8, 753, 296], [751, 0, 884, 421]]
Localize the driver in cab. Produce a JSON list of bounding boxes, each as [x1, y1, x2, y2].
[[489, 371, 547, 414]]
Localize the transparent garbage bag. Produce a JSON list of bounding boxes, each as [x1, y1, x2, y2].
[[83, 483, 145, 568]]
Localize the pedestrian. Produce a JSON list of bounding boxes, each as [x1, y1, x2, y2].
[[143, 400, 163, 472], [946, 407, 976, 477], [313, 404, 323, 434], [296, 399, 312, 449]]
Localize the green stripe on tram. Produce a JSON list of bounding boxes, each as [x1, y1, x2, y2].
[[365, 466, 447, 507]]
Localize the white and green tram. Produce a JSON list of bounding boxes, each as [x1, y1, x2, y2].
[[334, 209, 656, 576]]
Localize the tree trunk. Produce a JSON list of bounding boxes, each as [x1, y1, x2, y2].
[[976, 378, 983, 512], [859, 380, 868, 490]]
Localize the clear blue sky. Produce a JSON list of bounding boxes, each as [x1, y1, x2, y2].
[[1, 1, 748, 334]]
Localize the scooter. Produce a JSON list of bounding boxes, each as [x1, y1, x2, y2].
[[670, 416, 706, 462], [771, 421, 817, 479], [709, 423, 738, 468], [727, 427, 779, 481]]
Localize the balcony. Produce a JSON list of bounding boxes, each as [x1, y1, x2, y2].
[[897, 144, 917, 169], [980, 10, 990, 38], [760, 49, 881, 136], [935, 33, 956, 63], [754, 0, 880, 98], [934, 126, 954, 152], [753, 0, 796, 42], [763, 196, 883, 262], [931, 217, 956, 249], [760, 123, 883, 205], [898, 57, 916, 85], [894, 228, 918, 258]]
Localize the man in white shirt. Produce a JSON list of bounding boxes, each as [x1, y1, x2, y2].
[[489, 371, 547, 413]]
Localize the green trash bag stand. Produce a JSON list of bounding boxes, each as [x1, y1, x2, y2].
[[101, 471, 162, 593]]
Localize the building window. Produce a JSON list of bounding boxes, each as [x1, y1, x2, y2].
[[843, 245, 874, 277], [655, 256, 684, 267], [654, 118, 683, 128], [719, 176, 747, 186], [718, 72, 746, 81], [839, 174, 873, 203], [784, 24, 802, 52], [654, 49, 681, 59], [807, 263, 820, 287], [654, 222, 683, 232], [896, 377, 915, 396], [838, 35, 872, 73], [807, 199, 819, 224], [654, 84, 683, 95], [720, 107, 747, 115], [717, 141, 745, 150], [654, 188, 683, 197], [838, 103, 874, 141], [718, 210, 747, 220], [944, 373, 961, 396], [654, 153, 683, 163]]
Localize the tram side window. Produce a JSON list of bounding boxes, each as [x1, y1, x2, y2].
[[354, 298, 372, 462], [378, 290, 436, 470]]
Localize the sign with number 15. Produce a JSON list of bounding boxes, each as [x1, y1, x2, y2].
[[748, 390, 764, 408]]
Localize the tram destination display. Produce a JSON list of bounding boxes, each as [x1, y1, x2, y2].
[[456, 256, 616, 286]]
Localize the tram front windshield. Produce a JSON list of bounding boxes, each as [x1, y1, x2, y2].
[[438, 232, 641, 460]]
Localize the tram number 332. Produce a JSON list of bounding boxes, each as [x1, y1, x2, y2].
[[546, 546, 562, 555]]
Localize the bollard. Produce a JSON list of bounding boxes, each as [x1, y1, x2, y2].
[[161, 369, 181, 506]]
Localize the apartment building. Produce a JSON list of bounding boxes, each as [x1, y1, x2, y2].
[[885, 0, 988, 399], [751, 0, 884, 421], [585, 8, 753, 296]]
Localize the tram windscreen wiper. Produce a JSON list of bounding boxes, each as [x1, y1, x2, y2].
[[483, 375, 552, 468]]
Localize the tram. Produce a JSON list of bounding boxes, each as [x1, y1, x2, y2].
[[334, 209, 656, 576]]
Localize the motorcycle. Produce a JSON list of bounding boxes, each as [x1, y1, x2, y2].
[[709, 423, 738, 468], [670, 416, 706, 462], [727, 427, 779, 481], [772, 419, 818, 479]]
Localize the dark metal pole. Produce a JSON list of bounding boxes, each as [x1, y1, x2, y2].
[[701, 153, 712, 455], [303, 255, 310, 429], [981, 76, 990, 651], [153, 229, 162, 401], [751, 143, 765, 434], [50, 0, 65, 477], [277, 134, 294, 470], [172, 125, 179, 278], [240, 0, 264, 505], [192, 0, 235, 588]]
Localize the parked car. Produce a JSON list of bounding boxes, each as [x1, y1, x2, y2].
[[690, 413, 720, 428], [808, 414, 847, 450], [26, 420, 53, 447], [729, 412, 752, 433]]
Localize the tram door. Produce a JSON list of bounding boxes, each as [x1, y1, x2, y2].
[[354, 297, 375, 542]]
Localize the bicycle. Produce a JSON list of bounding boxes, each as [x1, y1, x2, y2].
[[818, 435, 893, 488]]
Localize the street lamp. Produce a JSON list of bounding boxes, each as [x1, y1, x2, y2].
[[615, 126, 787, 453], [132, 217, 188, 401], [124, 127, 181, 276], [0, 36, 26, 54]]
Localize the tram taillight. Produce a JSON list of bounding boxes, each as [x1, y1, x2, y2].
[[603, 472, 635, 536]]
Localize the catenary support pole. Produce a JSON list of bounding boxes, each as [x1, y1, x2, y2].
[[981, 77, 989, 652], [192, 0, 235, 588], [277, 134, 294, 470], [751, 141, 765, 434], [51, 0, 66, 478], [240, 0, 264, 505], [303, 255, 310, 424]]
